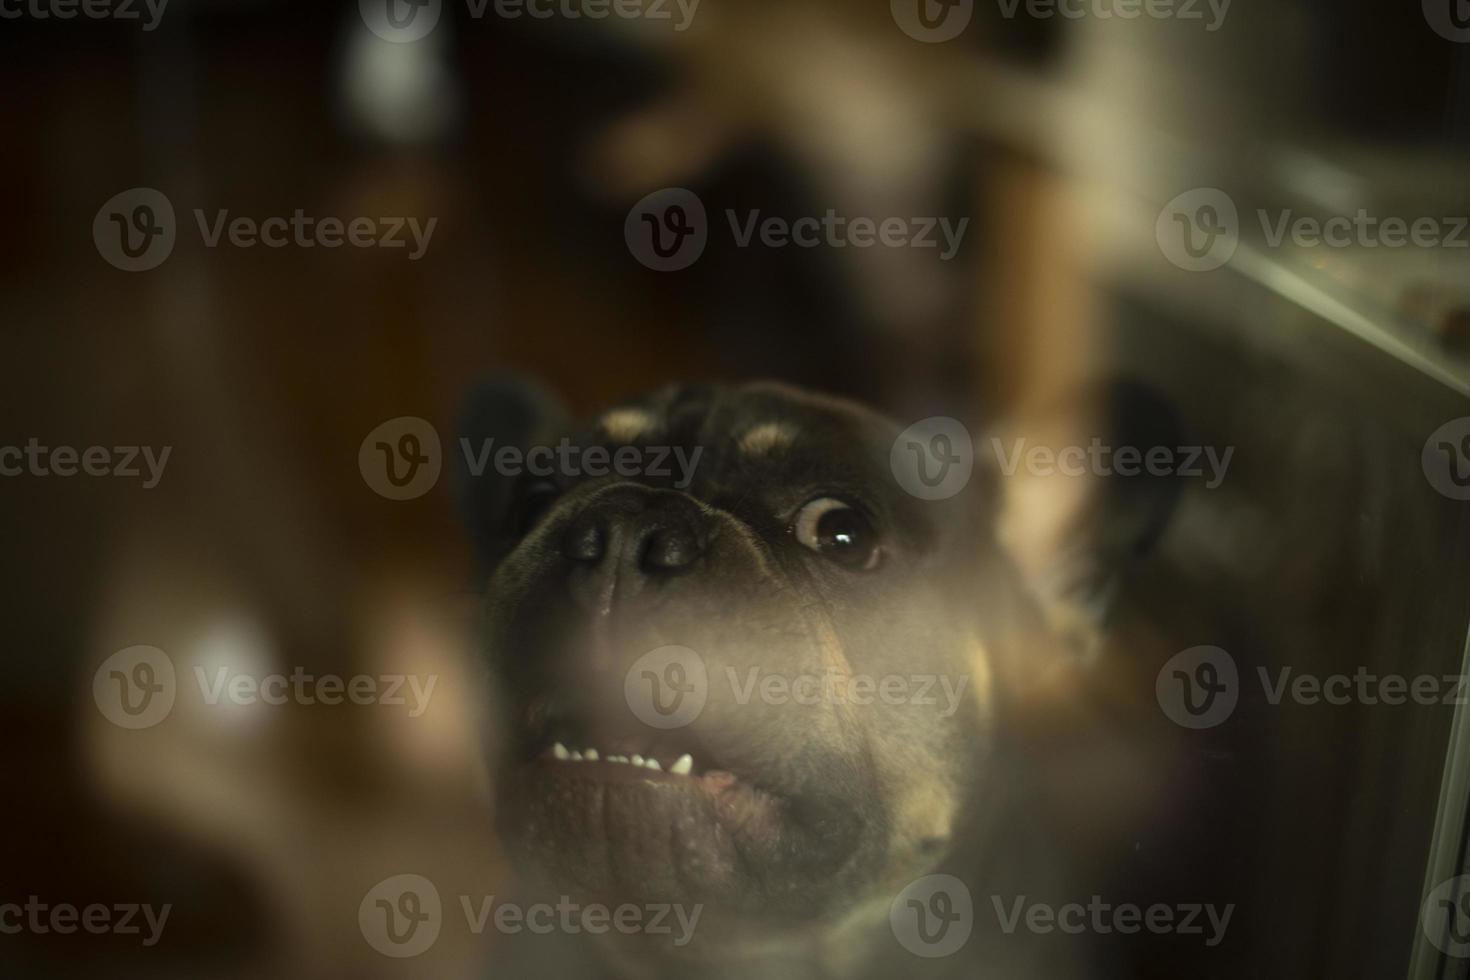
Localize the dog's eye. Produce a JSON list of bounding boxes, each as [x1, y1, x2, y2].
[[792, 497, 881, 570], [515, 481, 560, 535]]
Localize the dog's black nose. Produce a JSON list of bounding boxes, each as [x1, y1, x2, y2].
[[642, 524, 699, 571], [560, 486, 705, 610]]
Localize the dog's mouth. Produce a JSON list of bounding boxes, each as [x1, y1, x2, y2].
[[526, 734, 785, 840], [499, 698, 869, 920], [510, 711, 787, 854], [490, 555, 883, 922]]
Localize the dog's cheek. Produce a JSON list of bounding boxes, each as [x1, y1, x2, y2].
[[838, 589, 992, 874]]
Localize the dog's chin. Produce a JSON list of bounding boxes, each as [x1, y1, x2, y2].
[[498, 746, 877, 930]]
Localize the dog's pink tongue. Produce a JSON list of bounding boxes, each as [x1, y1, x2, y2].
[[699, 769, 783, 844], [700, 769, 738, 793]]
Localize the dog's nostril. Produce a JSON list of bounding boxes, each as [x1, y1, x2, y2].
[[562, 519, 605, 564], [642, 526, 700, 572]]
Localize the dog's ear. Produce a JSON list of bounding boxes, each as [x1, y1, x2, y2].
[[455, 376, 570, 572], [991, 379, 1186, 660]]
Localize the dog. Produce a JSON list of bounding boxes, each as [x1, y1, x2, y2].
[[457, 378, 1180, 979]]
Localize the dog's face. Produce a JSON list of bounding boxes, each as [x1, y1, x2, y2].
[[464, 381, 989, 947]]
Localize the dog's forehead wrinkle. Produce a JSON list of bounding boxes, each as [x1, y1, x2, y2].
[[738, 420, 800, 457], [596, 407, 659, 442]]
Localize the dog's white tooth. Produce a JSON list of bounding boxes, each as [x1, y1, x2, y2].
[[584, 749, 599, 762], [631, 754, 645, 766], [553, 742, 570, 760], [570, 751, 584, 761], [610, 755, 628, 764], [645, 758, 661, 771], [670, 754, 693, 775]]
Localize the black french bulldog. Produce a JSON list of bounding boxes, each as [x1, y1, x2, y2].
[[458, 379, 1177, 979]]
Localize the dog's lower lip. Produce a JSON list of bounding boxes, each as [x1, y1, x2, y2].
[[529, 754, 744, 792], [518, 755, 784, 845]]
